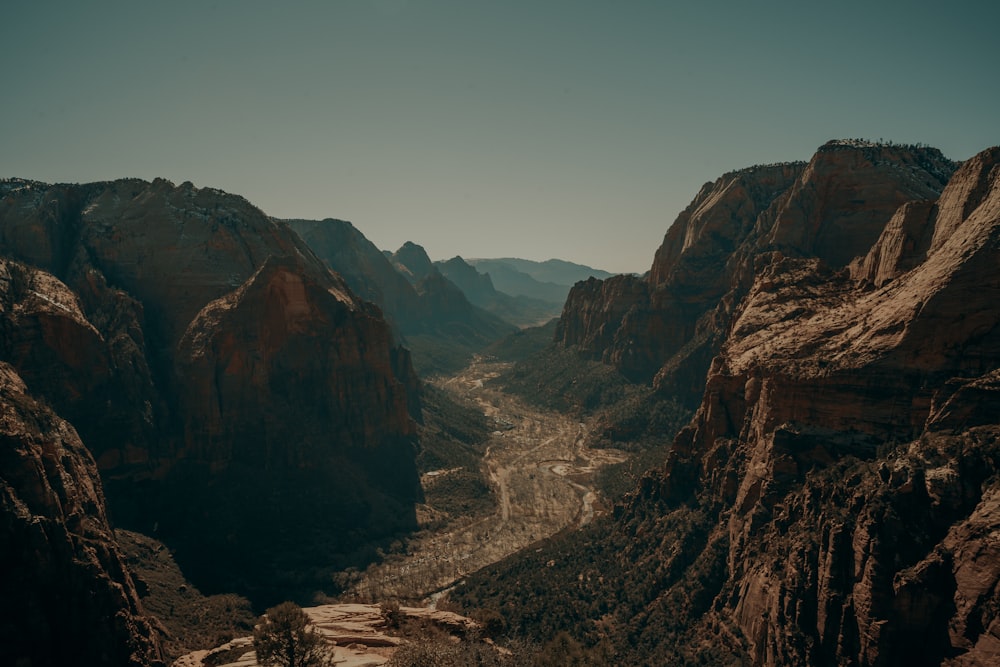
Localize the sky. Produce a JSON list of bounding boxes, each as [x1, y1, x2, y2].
[[2, 1, 998, 274]]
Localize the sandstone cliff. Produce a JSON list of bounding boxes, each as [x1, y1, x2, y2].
[[624, 144, 1000, 665], [556, 142, 957, 408], [0, 360, 164, 667], [0, 178, 422, 600]]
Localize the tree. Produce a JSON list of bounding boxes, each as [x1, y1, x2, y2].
[[252, 601, 335, 667]]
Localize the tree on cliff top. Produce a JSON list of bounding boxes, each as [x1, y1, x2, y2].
[[252, 601, 335, 667]]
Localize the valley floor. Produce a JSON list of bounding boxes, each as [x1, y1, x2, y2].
[[347, 357, 627, 602]]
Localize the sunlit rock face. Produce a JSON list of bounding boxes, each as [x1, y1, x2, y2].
[[0, 177, 422, 599], [622, 145, 1000, 666], [0, 361, 165, 667], [556, 142, 956, 410]]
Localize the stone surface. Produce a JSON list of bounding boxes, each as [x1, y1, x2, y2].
[[620, 144, 1000, 665], [173, 603, 480, 667], [556, 142, 957, 409], [0, 177, 423, 600], [0, 361, 164, 667]]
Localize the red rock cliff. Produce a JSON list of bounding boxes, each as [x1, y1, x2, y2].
[[0, 361, 164, 667], [556, 143, 955, 408], [0, 177, 422, 600], [630, 145, 1000, 666]]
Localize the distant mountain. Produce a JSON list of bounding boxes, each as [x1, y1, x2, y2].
[[286, 220, 515, 374], [435, 256, 563, 327], [285, 218, 422, 331], [467, 257, 615, 303]]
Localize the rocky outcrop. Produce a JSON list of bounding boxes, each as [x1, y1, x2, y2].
[[0, 177, 422, 599], [556, 142, 957, 408], [176, 253, 416, 470], [554, 274, 651, 380], [621, 145, 1000, 665], [0, 361, 164, 667], [850, 199, 938, 287], [390, 241, 437, 285]]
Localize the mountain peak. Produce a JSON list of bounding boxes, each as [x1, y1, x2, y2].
[[391, 242, 435, 284]]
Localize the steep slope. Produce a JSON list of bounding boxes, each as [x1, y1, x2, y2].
[[453, 142, 999, 666], [0, 178, 421, 600], [557, 161, 806, 390], [631, 145, 1000, 665], [284, 221, 516, 372], [284, 218, 423, 331], [557, 141, 956, 405], [387, 242, 516, 372], [436, 256, 562, 327], [0, 360, 164, 667]]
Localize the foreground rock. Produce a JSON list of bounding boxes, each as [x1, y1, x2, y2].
[[0, 361, 164, 666], [173, 603, 479, 667]]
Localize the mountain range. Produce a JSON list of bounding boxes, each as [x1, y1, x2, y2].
[[3, 138, 1000, 666]]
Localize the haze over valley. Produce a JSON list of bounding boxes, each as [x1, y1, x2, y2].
[[3, 2, 1000, 666]]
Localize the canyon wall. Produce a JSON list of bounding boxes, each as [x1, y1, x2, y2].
[[0, 178, 422, 604], [0, 358, 164, 666], [621, 144, 1000, 665]]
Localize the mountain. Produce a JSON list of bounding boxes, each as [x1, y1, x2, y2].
[[640, 144, 1000, 665], [0, 178, 422, 611], [284, 218, 423, 332], [385, 242, 517, 372], [470, 257, 615, 287], [478, 141, 1000, 665], [467, 257, 614, 303], [556, 141, 956, 403], [435, 256, 563, 327], [286, 219, 515, 373]]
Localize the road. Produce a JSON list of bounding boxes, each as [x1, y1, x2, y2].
[[347, 357, 627, 602]]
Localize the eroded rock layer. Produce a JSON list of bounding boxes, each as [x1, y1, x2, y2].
[[623, 145, 1000, 665], [0, 178, 422, 601], [0, 361, 164, 667]]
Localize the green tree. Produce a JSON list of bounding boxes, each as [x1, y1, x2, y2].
[[252, 601, 335, 667]]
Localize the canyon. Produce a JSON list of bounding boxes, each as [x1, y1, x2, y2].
[[525, 141, 1000, 665], [2, 138, 1000, 666]]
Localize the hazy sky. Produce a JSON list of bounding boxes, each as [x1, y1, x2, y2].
[[3, 1, 998, 273]]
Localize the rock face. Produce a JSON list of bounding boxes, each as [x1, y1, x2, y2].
[[614, 144, 1000, 665], [286, 221, 515, 372], [0, 361, 164, 667], [284, 218, 423, 332], [557, 142, 956, 407], [0, 178, 422, 600]]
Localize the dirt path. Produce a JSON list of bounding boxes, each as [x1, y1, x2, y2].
[[348, 357, 627, 602]]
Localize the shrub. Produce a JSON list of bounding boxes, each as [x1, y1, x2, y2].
[[252, 601, 334, 667]]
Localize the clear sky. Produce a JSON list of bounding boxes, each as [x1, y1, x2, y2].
[[3, 1, 998, 274]]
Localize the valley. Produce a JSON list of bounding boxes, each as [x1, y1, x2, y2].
[[346, 356, 628, 602]]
